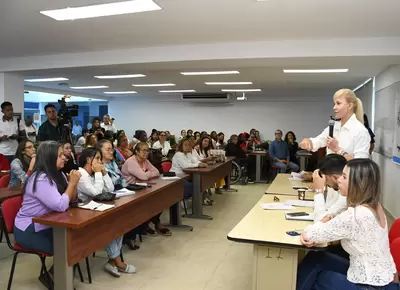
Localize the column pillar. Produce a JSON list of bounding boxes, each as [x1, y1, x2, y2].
[[0, 73, 25, 118]]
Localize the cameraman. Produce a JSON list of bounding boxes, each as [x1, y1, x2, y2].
[[37, 104, 62, 144]]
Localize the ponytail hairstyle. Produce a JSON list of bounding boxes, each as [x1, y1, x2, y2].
[[333, 89, 364, 123]]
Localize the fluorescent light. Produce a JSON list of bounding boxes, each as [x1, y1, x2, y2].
[[40, 0, 162, 21], [103, 91, 137, 94], [25, 77, 69, 82], [222, 89, 261, 92], [70, 85, 109, 89], [283, 69, 349, 73], [353, 78, 372, 92], [132, 83, 175, 87], [181, 71, 240, 76], [95, 74, 146, 79], [205, 82, 253, 85], [159, 90, 196, 93]]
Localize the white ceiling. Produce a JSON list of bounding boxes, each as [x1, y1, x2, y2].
[[21, 56, 400, 98], [1, 0, 400, 58]]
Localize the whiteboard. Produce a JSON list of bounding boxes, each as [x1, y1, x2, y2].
[[374, 82, 399, 157]]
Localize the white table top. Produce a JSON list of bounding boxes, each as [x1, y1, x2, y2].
[[265, 173, 313, 197]]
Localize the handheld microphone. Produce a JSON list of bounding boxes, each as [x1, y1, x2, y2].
[[328, 119, 335, 138]]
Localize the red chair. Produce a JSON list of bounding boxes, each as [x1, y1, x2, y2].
[[1, 196, 84, 289], [161, 161, 172, 173], [389, 219, 400, 245], [0, 174, 11, 188], [391, 237, 400, 274], [0, 154, 11, 171]]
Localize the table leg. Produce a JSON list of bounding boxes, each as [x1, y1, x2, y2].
[[252, 245, 298, 290], [299, 157, 306, 172], [53, 227, 73, 290], [183, 173, 213, 220], [255, 155, 261, 183], [166, 202, 193, 231], [224, 170, 238, 192]]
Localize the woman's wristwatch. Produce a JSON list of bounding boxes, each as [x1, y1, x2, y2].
[[337, 148, 348, 156]]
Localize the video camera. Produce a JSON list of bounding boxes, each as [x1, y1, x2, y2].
[[57, 95, 79, 127]]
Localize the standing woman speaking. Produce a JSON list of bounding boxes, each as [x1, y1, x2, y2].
[[299, 89, 370, 160]]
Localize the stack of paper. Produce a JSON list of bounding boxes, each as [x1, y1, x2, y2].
[[284, 200, 315, 208], [161, 176, 180, 180], [260, 203, 295, 210], [113, 188, 135, 197], [79, 201, 115, 211], [289, 172, 304, 181], [285, 212, 314, 221]]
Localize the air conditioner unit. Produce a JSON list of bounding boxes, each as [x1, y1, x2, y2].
[[181, 93, 231, 102]]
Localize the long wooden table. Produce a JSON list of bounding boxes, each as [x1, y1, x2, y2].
[[0, 188, 22, 203], [228, 194, 316, 290], [33, 175, 188, 290], [265, 173, 312, 196], [183, 156, 234, 220]]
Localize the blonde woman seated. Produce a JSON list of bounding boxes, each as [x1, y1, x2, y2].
[[77, 147, 136, 277], [297, 159, 399, 290]]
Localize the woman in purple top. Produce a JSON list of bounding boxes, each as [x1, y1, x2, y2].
[[14, 141, 81, 255]]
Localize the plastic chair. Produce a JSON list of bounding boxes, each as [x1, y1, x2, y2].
[[0, 174, 11, 188], [391, 237, 400, 274], [1, 196, 84, 289], [161, 161, 172, 173], [0, 154, 11, 171], [389, 218, 400, 244]]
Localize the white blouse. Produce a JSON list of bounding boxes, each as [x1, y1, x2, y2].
[[170, 152, 200, 174], [309, 114, 370, 158], [152, 141, 171, 156], [313, 188, 347, 222], [192, 148, 207, 161], [305, 206, 396, 286], [77, 168, 115, 202]]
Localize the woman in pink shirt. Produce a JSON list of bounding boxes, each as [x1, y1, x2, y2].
[[121, 142, 171, 236]]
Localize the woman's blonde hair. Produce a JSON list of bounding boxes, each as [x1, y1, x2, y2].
[[333, 89, 364, 123], [346, 159, 381, 211]]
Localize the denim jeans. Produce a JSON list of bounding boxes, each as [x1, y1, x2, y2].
[[297, 251, 400, 290], [184, 180, 193, 199], [104, 237, 123, 259], [273, 161, 299, 173], [13, 223, 54, 255]]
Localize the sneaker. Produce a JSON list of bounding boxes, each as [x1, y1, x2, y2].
[[117, 264, 137, 274], [104, 263, 121, 278], [247, 179, 255, 184]]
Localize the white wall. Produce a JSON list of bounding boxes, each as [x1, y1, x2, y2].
[[373, 65, 400, 218], [109, 92, 333, 142]]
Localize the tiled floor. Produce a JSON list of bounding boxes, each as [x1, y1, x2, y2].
[[0, 183, 267, 290]]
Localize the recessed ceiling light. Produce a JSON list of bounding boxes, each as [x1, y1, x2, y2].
[[205, 82, 253, 85], [132, 83, 175, 87], [283, 69, 349, 73], [70, 85, 109, 89], [181, 71, 240, 76], [103, 91, 137, 94], [40, 0, 162, 21], [25, 77, 69, 82], [159, 90, 196, 93], [221, 89, 262, 92], [95, 74, 146, 79]]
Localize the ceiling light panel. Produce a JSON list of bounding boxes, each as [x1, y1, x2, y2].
[[95, 74, 146, 79], [221, 89, 262, 92], [283, 69, 349, 73], [40, 0, 162, 21], [181, 71, 240, 76], [25, 77, 69, 82], [70, 85, 109, 89], [132, 83, 175, 87], [205, 82, 253, 85]]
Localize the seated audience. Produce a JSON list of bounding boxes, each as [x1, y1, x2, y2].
[[9, 140, 36, 188], [13, 141, 81, 285], [61, 141, 79, 174], [104, 130, 115, 143], [194, 131, 201, 142], [170, 138, 207, 203], [76, 129, 89, 147], [179, 129, 186, 141], [255, 130, 262, 143], [186, 129, 193, 138], [121, 142, 171, 236], [216, 132, 226, 149], [99, 139, 128, 188], [312, 154, 348, 222], [210, 131, 218, 148], [284, 131, 299, 165], [200, 131, 208, 138], [192, 136, 213, 162], [270, 129, 299, 173], [165, 131, 177, 148], [89, 117, 105, 140], [149, 130, 159, 147], [297, 159, 399, 290], [77, 148, 136, 277], [85, 133, 98, 148], [130, 130, 147, 149], [238, 132, 250, 152], [115, 134, 133, 162], [152, 131, 171, 157], [101, 114, 117, 134]]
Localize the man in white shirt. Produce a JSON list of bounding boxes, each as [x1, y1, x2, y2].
[[24, 115, 37, 142], [0, 102, 26, 163], [76, 129, 89, 147], [312, 154, 347, 222], [101, 114, 116, 133]]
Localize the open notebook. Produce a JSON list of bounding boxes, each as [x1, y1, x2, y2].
[[78, 201, 115, 211]]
